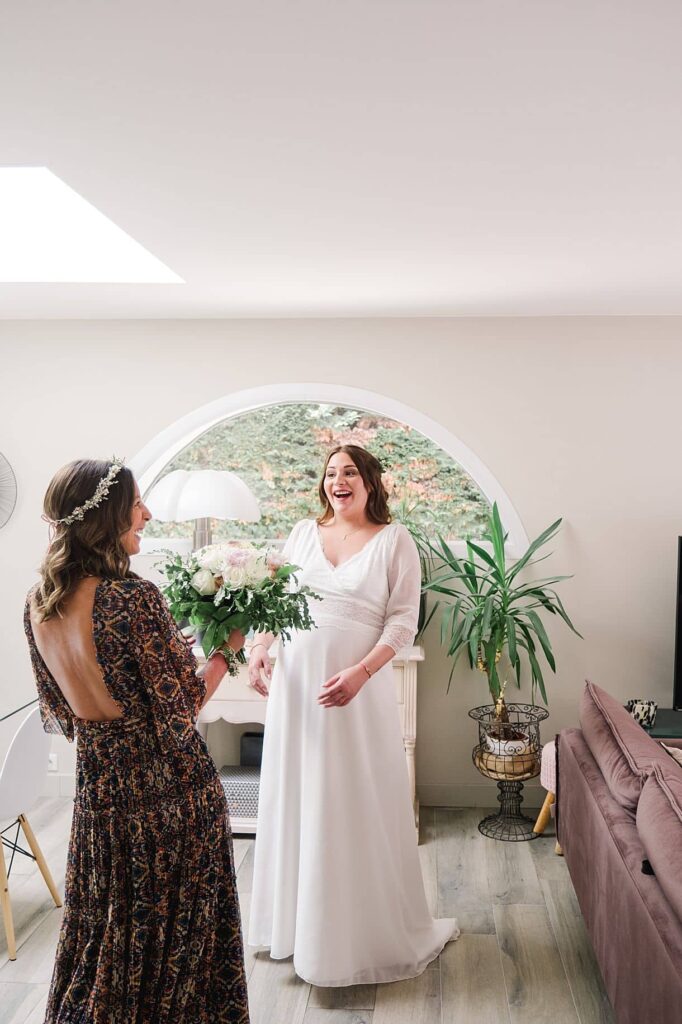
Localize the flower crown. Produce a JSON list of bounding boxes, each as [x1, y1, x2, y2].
[[45, 458, 126, 527]]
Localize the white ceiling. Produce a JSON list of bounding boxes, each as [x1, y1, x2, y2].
[[1, 0, 681, 318]]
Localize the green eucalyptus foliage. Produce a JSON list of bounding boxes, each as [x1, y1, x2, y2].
[[424, 503, 581, 705]]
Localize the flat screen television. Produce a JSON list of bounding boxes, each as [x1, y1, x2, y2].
[[673, 537, 682, 710]]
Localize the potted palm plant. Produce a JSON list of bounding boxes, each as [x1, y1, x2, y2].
[[424, 502, 581, 840]]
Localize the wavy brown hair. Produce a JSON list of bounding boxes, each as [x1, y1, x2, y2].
[[317, 445, 392, 526], [34, 459, 137, 621]]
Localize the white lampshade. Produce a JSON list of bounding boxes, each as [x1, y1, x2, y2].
[[146, 469, 261, 523]]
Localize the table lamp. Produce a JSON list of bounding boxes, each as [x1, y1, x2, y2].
[[145, 469, 261, 549]]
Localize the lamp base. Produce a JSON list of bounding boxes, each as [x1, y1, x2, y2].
[[193, 518, 212, 550]]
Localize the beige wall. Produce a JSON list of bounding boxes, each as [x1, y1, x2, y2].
[[2, 317, 681, 806]]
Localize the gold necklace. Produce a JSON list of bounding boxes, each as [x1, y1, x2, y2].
[[333, 521, 365, 542]]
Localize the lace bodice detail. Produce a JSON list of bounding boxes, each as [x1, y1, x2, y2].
[[282, 519, 421, 654]]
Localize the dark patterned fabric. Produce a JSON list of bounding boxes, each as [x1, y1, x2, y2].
[[24, 578, 250, 1024]]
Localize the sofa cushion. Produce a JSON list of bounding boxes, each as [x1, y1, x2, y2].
[[579, 681, 672, 812], [637, 761, 682, 923], [661, 742, 682, 769]]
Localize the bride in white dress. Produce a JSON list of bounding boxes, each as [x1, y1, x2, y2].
[[247, 445, 458, 986]]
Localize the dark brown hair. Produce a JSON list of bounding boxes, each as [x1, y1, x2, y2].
[[34, 459, 137, 620], [317, 445, 391, 526]]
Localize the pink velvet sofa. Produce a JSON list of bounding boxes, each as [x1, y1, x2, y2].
[[557, 681, 682, 1024]]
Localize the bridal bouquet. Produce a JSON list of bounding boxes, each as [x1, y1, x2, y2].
[[159, 542, 318, 674]]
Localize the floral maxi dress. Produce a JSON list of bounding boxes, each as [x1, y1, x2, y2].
[[24, 578, 250, 1024]]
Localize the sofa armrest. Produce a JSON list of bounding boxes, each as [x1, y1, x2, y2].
[[557, 728, 682, 1024]]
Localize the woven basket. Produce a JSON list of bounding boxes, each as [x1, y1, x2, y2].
[[475, 747, 540, 782]]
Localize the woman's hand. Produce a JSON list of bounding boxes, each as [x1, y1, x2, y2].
[[318, 664, 367, 708], [248, 643, 272, 698], [180, 626, 197, 650]]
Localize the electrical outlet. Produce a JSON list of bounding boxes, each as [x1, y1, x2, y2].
[[48, 753, 58, 772]]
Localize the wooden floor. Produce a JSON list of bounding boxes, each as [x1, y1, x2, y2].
[[0, 799, 614, 1024]]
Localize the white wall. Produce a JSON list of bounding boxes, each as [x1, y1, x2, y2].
[[2, 317, 681, 806]]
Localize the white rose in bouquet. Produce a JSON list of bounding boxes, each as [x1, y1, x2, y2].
[[225, 564, 248, 588], [245, 550, 270, 586], [191, 568, 218, 596], [196, 545, 231, 573]]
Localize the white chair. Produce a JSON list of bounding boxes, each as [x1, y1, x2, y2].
[[0, 706, 62, 960]]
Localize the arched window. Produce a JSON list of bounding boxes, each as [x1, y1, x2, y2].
[[143, 401, 490, 543], [132, 384, 528, 553]]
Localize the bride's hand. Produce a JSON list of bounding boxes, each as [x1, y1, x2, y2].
[[180, 626, 197, 650], [248, 644, 272, 698], [318, 665, 366, 708]]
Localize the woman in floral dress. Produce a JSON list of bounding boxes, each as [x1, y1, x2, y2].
[[24, 458, 250, 1024]]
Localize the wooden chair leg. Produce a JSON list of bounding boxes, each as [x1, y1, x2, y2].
[[533, 791, 555, 835], [18, 815, 62, 908], [0, 838, 17, 960]]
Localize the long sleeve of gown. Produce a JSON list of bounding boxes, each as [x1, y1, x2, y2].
[[377, 524, 422, 655], [280, 519, 306, 563], [129, 579, 206, 748]]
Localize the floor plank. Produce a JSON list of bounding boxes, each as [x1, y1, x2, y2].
[[23, 990, 50, 1024], [528, 833, 569, 883], [486, 837, 545, 905], [308, 983, 376, 1010], [435, 807, 495, 934], [494, 904, 580, 1024], [237, 891, 258, 983], [247, 952, 310, 1024], [236, 842, 255, 897], [0, 908, 63, 984], [303, 1011, 373, 1024], [372, 967, 440, 1024], [440, 933, 511, 1024], [0, 981, 50, 1024], [541, 879, 615, 1024], [232, 837, 252, 875]]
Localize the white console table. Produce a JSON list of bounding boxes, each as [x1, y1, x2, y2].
[[197, 645, 424, 834]]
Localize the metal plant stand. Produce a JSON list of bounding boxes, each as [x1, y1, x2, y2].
[[469, 702, 549, 841]]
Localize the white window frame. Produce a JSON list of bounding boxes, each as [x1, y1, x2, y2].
[[131, 383, 529, 556]]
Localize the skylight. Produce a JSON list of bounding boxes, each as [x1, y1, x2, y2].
[[0, 167, 184, 283]]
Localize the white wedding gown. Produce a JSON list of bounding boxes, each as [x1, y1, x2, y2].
[[248, 519, 458, 986]]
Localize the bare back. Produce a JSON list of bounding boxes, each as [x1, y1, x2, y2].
[[30, 578, 124, 722]]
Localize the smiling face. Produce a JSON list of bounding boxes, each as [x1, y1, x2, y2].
[[120, 483, 152, 555], [323, 451, 370, 520]]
